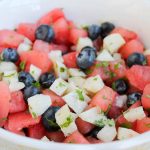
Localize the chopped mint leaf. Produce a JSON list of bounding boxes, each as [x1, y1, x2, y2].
[[146, 94, 150, 98], [109, 72, 116, 79], [0, 117, 7, 123], [145, 123, 150, 128], [96, 61, 109, 68], [121, 123, 132, 129], [114, 63, 120, 70], [93, 77, 98, 81], [4, 72, 16, 78], [85, 69, 93, 75], [105, 104, 111, 115], [32, 81, 41, 88], [46, 118, 59, 128], [31, 70, 35, 74], [60, 67, 65, 73], [58, 82, 65, 87], [76, 89, 84, 101], [19, 61, 26, 70], [31, 112, 37, 119], [112, 82, 116, 90], [60, 115, 73, 128], [142, 60, 147, 65], [107, 119, 115, 127], [95, 118, 115, 127]]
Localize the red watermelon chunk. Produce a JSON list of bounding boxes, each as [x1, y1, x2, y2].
[[27, 123, 46, 139], [53, 18, 69, 44], [7, 111, 41, 131], [17, 23, 37, 42], [69, 28, 88, 44], [33, 40, 50, 53], [9, 91, 27, 113], [119, 39, 144, 59], [141, 84, 150, 109], [76, 118, 94, 134], [63, 52, 78, 68], [20, 51, 53, 73], [37, 8, 65, 26], [86, 136, 102, 144], [0, 81, 11, 127], [112, 27, 138, 42], [126, 65, 150, 91], [136, 117, 150, 133], [46, 131, 65, 142], [43, 89, 65, 107], [0, 30, 24, 48], [90, 86, 117, 112], [64, 131, 89, 144], [146, 55, 150, 66]]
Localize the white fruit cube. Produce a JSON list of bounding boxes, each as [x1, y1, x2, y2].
[[79, 107, 107, 125], [83, 75, 105, 94], [123, 106, 146, 122], [113, 53, 122, 60], [96, 49, 114, 61], [0, 62, 17, 72], [54, 61, 69, 80], [55, 104, 77, 136], [50, 78, 69, 96], [9, 82, 25, 92], [117, 127, 139, 140], [68, 68, 86, 77], [63, 89, 90, 114], [29, 64, 42, 81], [103, 33, 125, 54], [144, 49, 150, 56], [97, 125, 117, 142], [48, 50, 63, 63], [28, 94, 52, 118], [65, 82, 78, 94], [3, 70, 18, 84], [76, 37, 93, 52], [68, 77, 86, 89], [17, 43, 32, 54]]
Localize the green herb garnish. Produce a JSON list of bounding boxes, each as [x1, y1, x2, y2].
[[114, 63, 120, 70], [121, 123, 132, 129], [145, 123, 150, 128], [93, 77, 98, 81], [19, 61, 26, 70], [85, 69, 93, 75], [146, 94, 150, 98], [95, 118, 115, 127], [58, 82, 65, 88], [32, 81, 41, 88], [60, 67, 65, 73], [96, 61, 109, 68], [76, 89, 84, 101], [3, 72, 16, 78], [60, 115, 73, 128], [31, 112, 37, 119], [46, 118, 59, 128]]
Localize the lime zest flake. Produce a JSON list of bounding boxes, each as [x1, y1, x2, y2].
[[76, 89, 84, 101], [19, 61, 26, 70], [96, 61, 109, 68], [60, 67, 65, 73], [3, 72, 16, 78], [32, 81, 41, 88], [120, 123, 132, 129], [60, 115, 73, 128], [46, 118, 59, 128]]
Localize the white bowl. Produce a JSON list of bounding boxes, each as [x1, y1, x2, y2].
[[0, 0, 150, 149]]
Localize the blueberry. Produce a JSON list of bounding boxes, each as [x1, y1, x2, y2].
[[127, 92, 142, 107], [77, 46, 96, 69], [126, 52, 147, 68], [18, 71, 35, 87], [42, 106, 60, 131], [112, 79, 128, 94], [35, 25, 55, 43], [100, 22, 115, 38], [23, 85, 41, 101], [39, 72, 56, 89], [86, 127, 101, 139], [2, 48, 19, 63], [88, 25, 101, 40]]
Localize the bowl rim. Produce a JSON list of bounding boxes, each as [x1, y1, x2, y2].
[[0, 128, 150, 149]]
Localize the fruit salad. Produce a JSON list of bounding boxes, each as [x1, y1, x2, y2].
[[0, 8, 150, 144]]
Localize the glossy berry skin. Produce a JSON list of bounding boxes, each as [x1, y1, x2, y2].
[[23, 85, 41, 101], [88, 25, 101, 40], [127, 92, 142, 107], [18, 71, 35, 87], [77, 46, 96, 69], [42, 106, 60, 131], [39, 72, 56, 88], [35, 25, 55, 43], [2, 48, 19, 63], [126, 52, 147, 68], [112, 79, 128, 95], [100, 22, 115, 38], [86, 127, 101, 139]]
